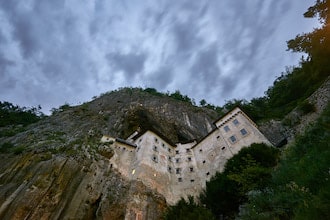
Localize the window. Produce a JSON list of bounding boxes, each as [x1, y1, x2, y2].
[[178, 177, 182, 182], [221, 146, 226, 150], [186, 149, 190, 153], [176, 150, 179, 154], [203, 160, 206, 164], [162, 143, 165, 148], [206, 172, 210, 176], [168, 148, 171, 153], [176, 168, 181, 174], [224, 125, 230, 132], [233, 119, 239, 125], [217, 135, 220, 139], [190, 179, 195, 182], [176, 158, 180, 163], [188, 157, 192, 162], [199, 149, 203, 152], [168, 166, 172, 173], [230, 135, 237, 143], [168, 156, 172, 161], [154, 137, 158, 143], [152, 155, 158, 163], [153, 146, 158, 152], [190, 167, 194, 172], [240, 128, 248, 136]]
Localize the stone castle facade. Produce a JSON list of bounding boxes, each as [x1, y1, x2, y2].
[[100, 107, 271, 205]]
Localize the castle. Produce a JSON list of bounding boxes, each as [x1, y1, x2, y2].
[[100, 107, 271, 205]]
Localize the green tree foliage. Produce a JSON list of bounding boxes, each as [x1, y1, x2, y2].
[[200, 144, 279, 219], [287, 0, 330, 77], [0, 101, 44, 127], [241, 104, 330, 219], [169, 90, 195, 105], [199, 99, 207, 107], [200, 173, 241, 219], [164, 196, 215, 220]]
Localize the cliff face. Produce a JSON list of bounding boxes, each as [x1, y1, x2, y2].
[[259, 77, 330, 146], [0, 153, 166, 220], [0, 88, 219, 220]]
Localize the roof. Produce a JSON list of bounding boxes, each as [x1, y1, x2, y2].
[[115, 138, 137, 148], [213, 106, 257, 128]]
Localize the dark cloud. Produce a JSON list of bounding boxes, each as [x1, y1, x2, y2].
[[0, 53, 15, 73], [106, 52, 147, 79], [190, 45, 221, 92], [147, 66, 174, 90]]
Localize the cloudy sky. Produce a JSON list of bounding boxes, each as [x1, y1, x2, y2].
[[0, 0, 318, 113]]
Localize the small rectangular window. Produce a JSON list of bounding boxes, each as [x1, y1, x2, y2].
[[190, 167, 194, 172], [190, 179, 195, 182], [186, 149, 190, 153], [176, 158, 180, 163], [178, 177, 182, 182], [168, 148, 171, 152], [188, 157, 192, 161], [176, 150, 179, 154], [224, 125, 230, 132], [240, 128, 248, 136], [233, 119, 239, 125], [230, 135, 237, 143], [168, 156, 172, 161], [176, 168, 181, 174], [153, 146, 158, 151], [168, 166, 172, 173]]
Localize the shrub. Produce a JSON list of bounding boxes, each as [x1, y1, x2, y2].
[[164, 196, 215, 220], [0, 142, 14, 153]]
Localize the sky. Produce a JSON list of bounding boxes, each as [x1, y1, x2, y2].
[[0, 0, 319, 114]]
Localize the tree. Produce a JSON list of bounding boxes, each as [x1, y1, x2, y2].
[[200, 144, 280, 219], [287, 0, 330, 77], [164, 196, 215, 220], [0, 101, 44, 127], [199, 99, 207, 107]]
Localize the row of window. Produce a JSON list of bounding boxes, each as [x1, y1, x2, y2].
[[229, 128, 248, 143], [177, 172, 210, 183], [169, 167, 194, 174], [152, 155, 192, 163], [178, 178, 195, 183], [223, 119, 240, 132]]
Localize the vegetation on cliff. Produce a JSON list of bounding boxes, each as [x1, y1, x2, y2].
[[240, 103, 330, 219]]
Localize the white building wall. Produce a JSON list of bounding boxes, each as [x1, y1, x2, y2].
[[132, 131, 174, 202], [109, 141, 136, 179]]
